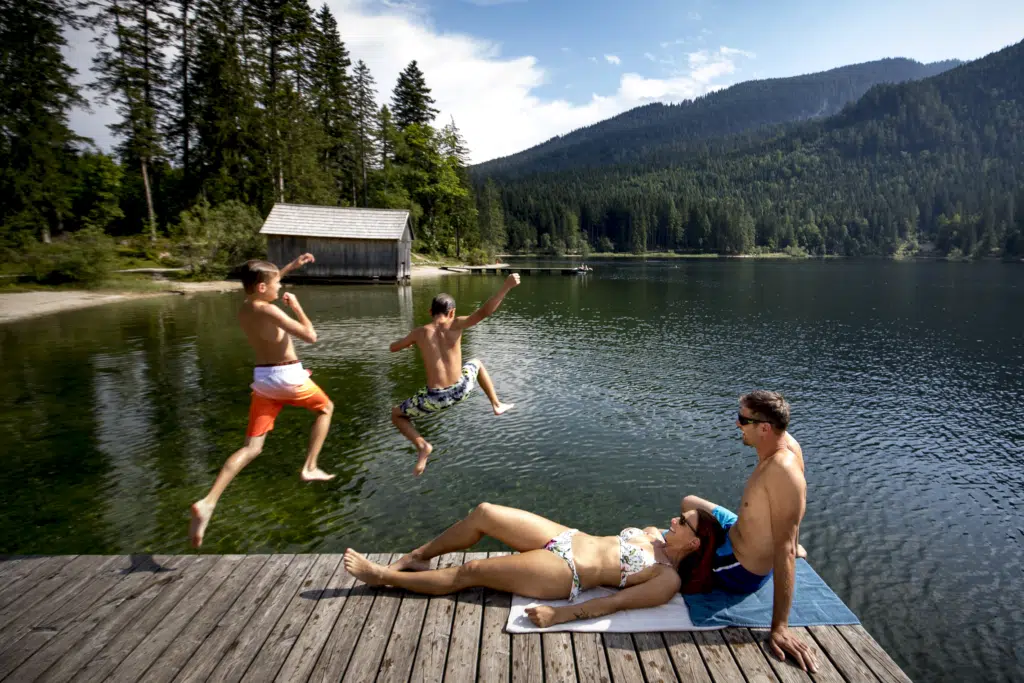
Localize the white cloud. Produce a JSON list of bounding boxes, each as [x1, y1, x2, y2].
[[64, 0, 754, 164], [560, 46, 571, 53], [644, 52, 657, 61], [604, 54, 621, 65], [660, 38, 686, 48], [688, 11, 701, 21], [589, 56, 598, 63], [463, 0, 526, 5]]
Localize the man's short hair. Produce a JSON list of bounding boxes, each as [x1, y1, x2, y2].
[[241, 260, 279, 293], [740, 390, 790, 431], [431, 293, 456, 316]]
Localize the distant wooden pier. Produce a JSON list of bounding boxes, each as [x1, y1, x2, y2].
[[441, 266, 592, 276], [0, 553, 911, 682]]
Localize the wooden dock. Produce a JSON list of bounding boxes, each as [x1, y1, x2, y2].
[[441, 266, 591, 276], [0, 553, 912, 682]]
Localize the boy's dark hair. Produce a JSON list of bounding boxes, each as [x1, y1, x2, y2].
[[431, 293, 456, 316], [678, 509, 727, 594], [241, 260, 279, 294], [740, 390, 791, 431]]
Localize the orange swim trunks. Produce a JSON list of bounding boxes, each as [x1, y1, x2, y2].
[[246, 361, 331, 437]]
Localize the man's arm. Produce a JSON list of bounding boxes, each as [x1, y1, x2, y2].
[[525, 569, 680, 628], [261, 294, 317, 343], [390, 328, 419, 352], [278, 253, 315, 278], [766, 462, 817, 672], [452, 273, 520, 330]]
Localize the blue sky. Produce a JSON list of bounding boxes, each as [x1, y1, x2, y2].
[[65, 0, 1024, 163]]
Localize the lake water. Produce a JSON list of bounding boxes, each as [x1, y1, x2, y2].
[[1, 260, 1022, 682]]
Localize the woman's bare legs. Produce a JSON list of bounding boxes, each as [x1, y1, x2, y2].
[[346, 548, 572, 599], [390, 502, 571, 571]]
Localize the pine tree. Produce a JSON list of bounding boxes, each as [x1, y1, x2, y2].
[[309, 3, 353, 203], [0, 0, 84, 243], [391, 60, 438, 129], [351, 60, 378, 206], [246, 0, 318, 203], [90, 0, 171, 240], [192, 0, 263, 206], [165, 0, 197, 192]]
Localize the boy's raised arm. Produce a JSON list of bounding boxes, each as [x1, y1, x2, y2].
[[390, 329, 419, 352], [261, 293, 318, 343], [279, 253, 315, 278], [453, 273, 520, 330]]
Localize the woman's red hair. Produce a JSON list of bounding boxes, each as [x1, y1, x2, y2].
[[677, 509, 726, 594]]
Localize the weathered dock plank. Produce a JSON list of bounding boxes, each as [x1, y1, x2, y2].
[[239, 553, 342, 683], [70, 555, 221, 683], [0, 555, 135, 681], [477, 552, 512, 683], [0, 555, 914, 683], [446, 551, 488, 683], [410, 552, 464, 683], [634, 632, 681, 683], [377, 556, 441, 683], [202, 553, 319, 683], [172, 554, 296, 683], [341, 554, 406, 683], [693, 630, 746, 683], [807, 625, 880, 682], [39, 556, 202, 683], [283, 551, 366, 682], [603, 633, 646, 683], [573, 633, 612, 683], [104, 554, 244, 683], [138, 554, 270, 683]]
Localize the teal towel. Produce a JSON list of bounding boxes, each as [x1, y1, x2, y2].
[[685, 559, 860, 627]]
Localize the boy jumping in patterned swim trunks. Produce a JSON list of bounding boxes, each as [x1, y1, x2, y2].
[[390, 274, 520, 476], [189, 254, 335, 548]]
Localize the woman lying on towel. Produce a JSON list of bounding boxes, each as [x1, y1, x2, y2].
[[343, 501, 725, 628]]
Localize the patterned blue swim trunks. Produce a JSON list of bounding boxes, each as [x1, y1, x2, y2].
[[398, 359, 481, 418]]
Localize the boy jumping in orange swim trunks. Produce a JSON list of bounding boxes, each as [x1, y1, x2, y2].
[[190, 254, 334, 548]]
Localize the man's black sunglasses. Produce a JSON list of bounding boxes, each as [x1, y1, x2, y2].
[[737, 412, 770, 426]]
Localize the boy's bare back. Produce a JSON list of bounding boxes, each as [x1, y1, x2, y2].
[[413, 322, 467, 388]]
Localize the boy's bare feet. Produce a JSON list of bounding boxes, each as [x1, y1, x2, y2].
[[413, 442, 433, 476], [301, 468, 336, 482], [493, 402, 514, 416], [344, 548, 387, 585], [796, 543, 807, 559], [390, 552, 431, 572], [190, 500, 215, 548]]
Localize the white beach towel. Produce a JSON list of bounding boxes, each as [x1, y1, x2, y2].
[[506, 587, 724, 633]]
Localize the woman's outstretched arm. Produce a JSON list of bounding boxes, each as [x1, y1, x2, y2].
[[526, 568, 681, 628]]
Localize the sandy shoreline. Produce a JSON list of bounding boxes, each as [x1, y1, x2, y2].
[[0, 265, 460, 324]]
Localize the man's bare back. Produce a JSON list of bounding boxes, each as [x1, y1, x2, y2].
[[729, 432, 805, 575]]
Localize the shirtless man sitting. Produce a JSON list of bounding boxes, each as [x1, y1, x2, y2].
[[389, 274, 520, 476], [683, 390, 817, 672]]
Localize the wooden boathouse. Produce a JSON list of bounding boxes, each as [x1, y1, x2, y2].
[[260, 204, 413, 282]]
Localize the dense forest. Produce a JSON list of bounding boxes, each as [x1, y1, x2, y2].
[[474, 57, 961, 179], [2, 0, 1021, 286], [473, 43, 1024, 259], [1, 0, 483, 283]]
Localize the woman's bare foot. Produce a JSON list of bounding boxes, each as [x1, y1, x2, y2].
[[190, 500, 215, 548], [344, 549, 387, 586], [493, 402, 514, 416], [413, 442, 433, 476], [301, 467, 336, 482], [390, 552, 431, 572], [796, 544, 807, 559]]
